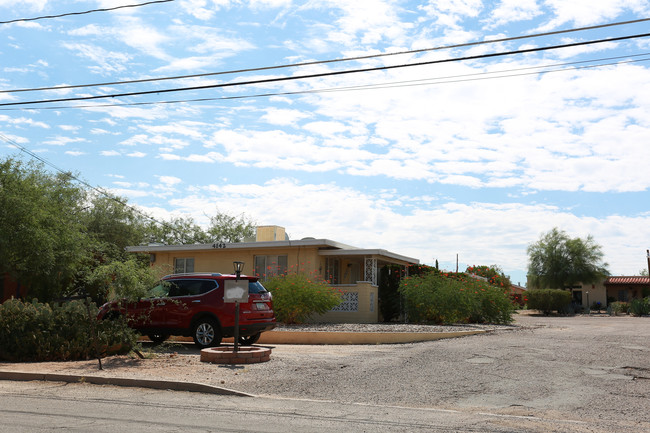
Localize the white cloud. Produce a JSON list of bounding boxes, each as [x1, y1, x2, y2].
[[0, 0, 47, 11], [0, 115, 49, 129], [127, 151, 147, 158], [262, 108, 311, 126], [59, 125, 80, 131], [143, 178, 650, 277], [537, 0, 650, 30], [157, 175, 182, 186], [485, 0, 542, 28], [101, 150, 121, 156], [63, 43, 131, 75], [64, 151, 85, 156], [43, 136, 86, 146]]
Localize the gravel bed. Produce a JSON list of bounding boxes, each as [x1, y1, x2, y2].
[[274, 322, 517, 333]]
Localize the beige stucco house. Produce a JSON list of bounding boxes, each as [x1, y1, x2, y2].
[[568, 276, 650, 309], [127, 226, 419, 323]]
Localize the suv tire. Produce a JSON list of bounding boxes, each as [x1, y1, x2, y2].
[[238, 333, 261, 345], [192, 318, 222, 348], [148, 333, 170, 344]]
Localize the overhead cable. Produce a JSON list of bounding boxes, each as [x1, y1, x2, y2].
[[1, 32, 649, 108], [1, 17, 650, 95], [0, 0, 175, 25], [4, 53, 648, 111]]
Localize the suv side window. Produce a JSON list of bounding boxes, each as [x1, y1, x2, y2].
[[169, 279, 218, 297]]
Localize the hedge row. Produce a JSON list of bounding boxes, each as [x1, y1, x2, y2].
[[398, 271, 514, 325], [0, 298, 136, 362]]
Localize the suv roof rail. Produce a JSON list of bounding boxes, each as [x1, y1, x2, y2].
[[162, 272, 223, 279]]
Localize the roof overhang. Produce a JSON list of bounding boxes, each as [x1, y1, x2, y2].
[[126, 239, 419, 265], [127, 238, 359, 253], [318, 249, 419, 265]]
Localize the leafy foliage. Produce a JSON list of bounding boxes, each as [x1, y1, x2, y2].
[[0, 158, 88, 302], [0, 298, 136, 362], [525, 289, 572, 315], [207, 211, 256, 243], [263, 272, 342, 324], [629, 298, 649, 316], [144, 216, 212, 245], [399, 271, 514, 324], [527, 228, 609, 290], [466, 265, 511, 289]]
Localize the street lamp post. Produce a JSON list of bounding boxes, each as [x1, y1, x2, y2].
[[233, 261, 245, 353]]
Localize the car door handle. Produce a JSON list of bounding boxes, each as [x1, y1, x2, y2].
[[192, 300, 201, 303]]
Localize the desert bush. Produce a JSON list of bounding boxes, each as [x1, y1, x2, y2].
[[629, 298, 650, 316], [398, 272, 514, 324], [263, 272, 342, 324], [0, 298, 136, 362], [525, 289, 572, 315], [610, 301, 630, 316]]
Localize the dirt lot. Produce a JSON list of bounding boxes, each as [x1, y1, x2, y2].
[[1, 313, 649, 431]]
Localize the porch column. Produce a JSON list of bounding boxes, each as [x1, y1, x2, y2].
[[364, 257, 378, 286]]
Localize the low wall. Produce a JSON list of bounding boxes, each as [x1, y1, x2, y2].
[[307, 282, 379, 323]]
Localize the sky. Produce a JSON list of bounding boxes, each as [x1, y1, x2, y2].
[[1, 0, 650, 285]]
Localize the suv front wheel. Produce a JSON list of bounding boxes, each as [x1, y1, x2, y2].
[[192, 318, 222, 348]]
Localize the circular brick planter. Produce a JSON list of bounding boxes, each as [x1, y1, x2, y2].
[[200, 346, 271, 364]]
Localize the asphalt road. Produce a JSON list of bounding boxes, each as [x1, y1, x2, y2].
[[0, 380, 624, 432]]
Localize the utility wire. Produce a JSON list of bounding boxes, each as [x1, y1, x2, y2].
[[1, 17, 649, 95], [0, 0, 175, 25], [0, 132, 176, 232], [2, 32, 649, 108], [5, 53, 648, 111]]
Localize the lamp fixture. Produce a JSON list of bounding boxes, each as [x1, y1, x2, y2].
[[233, 261, 245, 280]]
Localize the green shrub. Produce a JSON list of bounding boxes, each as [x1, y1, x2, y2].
[[610, 301, 630, 315], [398, 272, 514, 325], [264, 273, 342, 324], [0, 298, 137, 362], [591, 301, 604, 312], [525, 289, 572, 315], [629, 298, 650, 316]]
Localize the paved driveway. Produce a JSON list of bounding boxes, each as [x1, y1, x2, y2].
[[232, 313, 650, 430]]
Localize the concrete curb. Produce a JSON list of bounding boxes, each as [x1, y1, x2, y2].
[[255, 329, 487, 344], [0, 371, 253, 397]]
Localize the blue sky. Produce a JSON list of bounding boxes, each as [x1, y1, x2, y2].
[[1, 0, 650, 285]]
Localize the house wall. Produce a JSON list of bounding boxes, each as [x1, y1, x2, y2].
[[573, 281, 607, 308], [149, 246, 323, 279]]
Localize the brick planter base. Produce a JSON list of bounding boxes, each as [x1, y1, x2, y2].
[[200, 346, 271, 364]]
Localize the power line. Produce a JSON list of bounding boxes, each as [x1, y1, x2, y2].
[[5, 53, 647, 111], [0, 132, 176, 233], [2, 17, 649, 95], [0, 0, 175, 25], [2, 32, 649, 108]]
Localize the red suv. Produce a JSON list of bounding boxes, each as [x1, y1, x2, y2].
[[98, 273, 276, 348]]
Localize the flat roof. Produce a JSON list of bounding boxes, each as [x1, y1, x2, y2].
[[126, 239, 419, 264]]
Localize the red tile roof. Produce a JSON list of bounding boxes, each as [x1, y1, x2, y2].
[[605, 276, 650, 285]]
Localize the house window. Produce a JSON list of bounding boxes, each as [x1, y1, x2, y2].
[[254, 255, 288, 280], [326, 258, 340, 284], [618, 289, 629, 302], [174, 257, 194, 274]]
